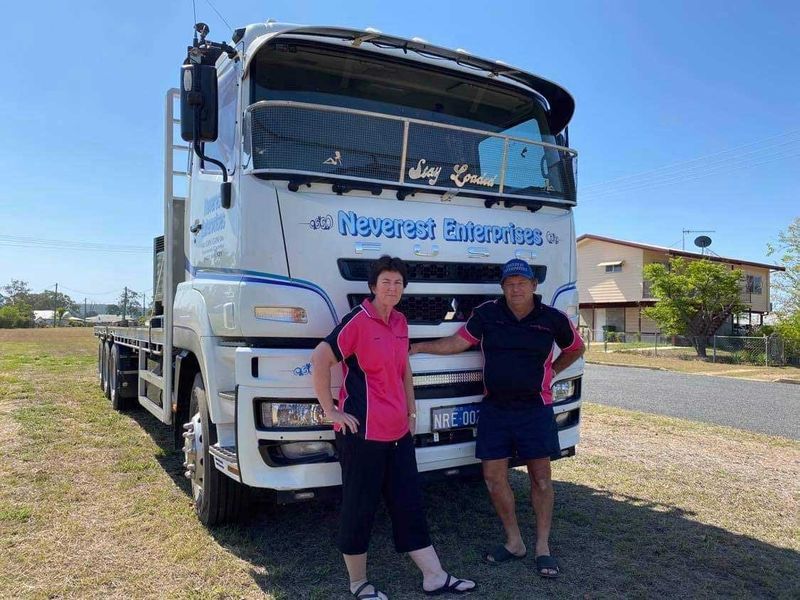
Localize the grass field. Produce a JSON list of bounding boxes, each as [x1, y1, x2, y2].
[[585, 346, 800, 383], [1, 328, 798, 599]]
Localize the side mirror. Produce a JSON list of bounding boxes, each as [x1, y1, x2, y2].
[[180, 64, 218, 142]]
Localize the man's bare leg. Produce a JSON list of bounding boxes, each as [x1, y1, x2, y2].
[[482, 458, 526, 557], [526, 457, 557, 575]]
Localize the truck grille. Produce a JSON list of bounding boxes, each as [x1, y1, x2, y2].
[[339, 259, 546, 284], [348, 294, 498, 324]]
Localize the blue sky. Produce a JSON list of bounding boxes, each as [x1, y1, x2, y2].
[[1, 0, 797, 304]]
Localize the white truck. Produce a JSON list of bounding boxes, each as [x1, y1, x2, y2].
[[95, 21, 583, 525]]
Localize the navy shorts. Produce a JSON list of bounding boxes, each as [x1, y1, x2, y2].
[[475, 401, 561, 461]]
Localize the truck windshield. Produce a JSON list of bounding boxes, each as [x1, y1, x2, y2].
[[249, 40, 575, 203]]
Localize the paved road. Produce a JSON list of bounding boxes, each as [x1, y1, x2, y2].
[[583, 364, 800, 440]]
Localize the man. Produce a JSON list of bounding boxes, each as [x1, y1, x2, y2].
[[410, 259, 584, 578]]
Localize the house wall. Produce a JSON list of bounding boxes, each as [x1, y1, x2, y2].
[[736, 265, 770, 313], [577, 239, 645, 303], [624, 307, 639, 333]]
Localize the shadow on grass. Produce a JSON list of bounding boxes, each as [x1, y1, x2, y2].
[[128, 409, 800, 599], [127, 406, 192, 498]]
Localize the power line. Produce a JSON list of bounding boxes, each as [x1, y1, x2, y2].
[[582, 142, 800, 199], [586, 138, 800, 195], [58, 285, 121, 296], [582, 147, 800, 201], [0, 235, 150, 254], [582, 128, 800, 192], [202, 0, 233, 34]]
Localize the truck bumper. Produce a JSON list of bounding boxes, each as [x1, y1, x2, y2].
[[232, 347, 581, 492]]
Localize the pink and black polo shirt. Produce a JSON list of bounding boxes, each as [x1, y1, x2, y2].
[[324, 299, 410, 441], [457, 295, 584, 406]]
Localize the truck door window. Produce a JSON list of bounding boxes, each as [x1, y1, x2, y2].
[[201, 63, 238, 173]]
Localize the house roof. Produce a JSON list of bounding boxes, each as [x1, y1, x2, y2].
[[85, 314, 126, 323], [577, 234, 785, 272]]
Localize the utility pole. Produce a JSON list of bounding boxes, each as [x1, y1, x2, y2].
[[84, 298, 87, 322], [122, 286, 128, 321], [53, 282, 58, 327]]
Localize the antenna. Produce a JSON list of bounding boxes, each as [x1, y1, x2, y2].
[[682, 228, 715, 251]]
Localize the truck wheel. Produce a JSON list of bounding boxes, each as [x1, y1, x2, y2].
[[183, 373, 242, 526], [99, 340, 106, 390], [103, 342, 112, 399], [110, 345, 132, 411]]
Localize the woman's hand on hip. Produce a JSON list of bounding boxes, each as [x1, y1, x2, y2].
[[326, 408, 359, 434]]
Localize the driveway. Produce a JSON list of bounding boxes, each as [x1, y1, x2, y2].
[[583, 363, 800, 440]]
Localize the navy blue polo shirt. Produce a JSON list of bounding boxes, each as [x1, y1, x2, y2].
[[457, 295, 583, 406]]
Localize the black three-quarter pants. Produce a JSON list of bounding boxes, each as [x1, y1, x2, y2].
[[335, 431, 432, 555]]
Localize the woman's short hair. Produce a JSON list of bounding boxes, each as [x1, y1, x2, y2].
[[368, 255, 408, 290]]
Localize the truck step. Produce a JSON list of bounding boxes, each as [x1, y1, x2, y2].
[[209, 444, 241, 482]]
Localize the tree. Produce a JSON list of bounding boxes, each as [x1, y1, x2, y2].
[[2, 279, 32, 305], [116, 289, 143, 319], [767, 217, 800, 316], [643, 257, 747, 358], [26, 291, 78, 314]]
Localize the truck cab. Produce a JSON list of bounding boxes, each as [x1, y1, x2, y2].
[[101, 22, 582, 525]]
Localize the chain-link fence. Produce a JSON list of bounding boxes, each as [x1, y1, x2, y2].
[[582, 331, 787, 366]]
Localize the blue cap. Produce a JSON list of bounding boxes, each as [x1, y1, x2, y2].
[[501, 259, 535, 282]]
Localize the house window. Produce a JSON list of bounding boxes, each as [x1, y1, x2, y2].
[[745, 275, 763, 295], [599, 260, 624, 272]]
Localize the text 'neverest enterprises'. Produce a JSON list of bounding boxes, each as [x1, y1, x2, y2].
[[337, 210, 545, 246]]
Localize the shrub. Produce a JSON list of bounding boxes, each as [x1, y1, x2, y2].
[[0, 303, 33, 328]]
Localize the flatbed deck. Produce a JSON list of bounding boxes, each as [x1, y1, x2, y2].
[[94, 325, 164, 355]]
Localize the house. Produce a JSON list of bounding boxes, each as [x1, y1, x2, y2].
[[576, 234, 784, 340], [33, 310, 75, 326], [85, 314, 129, 326]]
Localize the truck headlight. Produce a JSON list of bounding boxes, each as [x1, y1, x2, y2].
[[254, 306, 308, 323], [259, 401, 330, 428], [551, 379, 575, 402]]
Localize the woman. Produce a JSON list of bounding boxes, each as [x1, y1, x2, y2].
[[311, 255, 476, 599]]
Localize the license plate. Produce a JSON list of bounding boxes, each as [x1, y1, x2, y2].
[[430, 403, 480, 432]]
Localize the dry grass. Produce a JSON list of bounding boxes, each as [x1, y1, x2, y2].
[[586, 347, 800, 382], [1, 328, 799, 599]]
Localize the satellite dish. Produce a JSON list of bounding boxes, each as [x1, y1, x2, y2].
[[694, 235, 712, 248]]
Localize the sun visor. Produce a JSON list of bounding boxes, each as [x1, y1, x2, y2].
[[243, 26, 575, 133]]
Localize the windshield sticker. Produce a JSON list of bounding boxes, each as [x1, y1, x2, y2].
[[336, 210, 545, 246], [407, 159, 442, 185], [449, 164, 497, 188], [323, 151, 343, 166]]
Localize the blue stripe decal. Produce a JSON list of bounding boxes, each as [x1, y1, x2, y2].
[[550, 282, 577, 307], [188, 262, 339, 322]]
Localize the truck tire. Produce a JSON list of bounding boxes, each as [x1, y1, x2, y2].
[[103, 342, 112, 400], [183, 373, 243, 526], [109, 344, 133, 411]]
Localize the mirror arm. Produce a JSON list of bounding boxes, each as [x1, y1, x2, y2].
[[191, 109, 233, 209]]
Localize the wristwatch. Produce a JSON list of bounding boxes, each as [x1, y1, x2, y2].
[[408, 412, 417, 418]]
